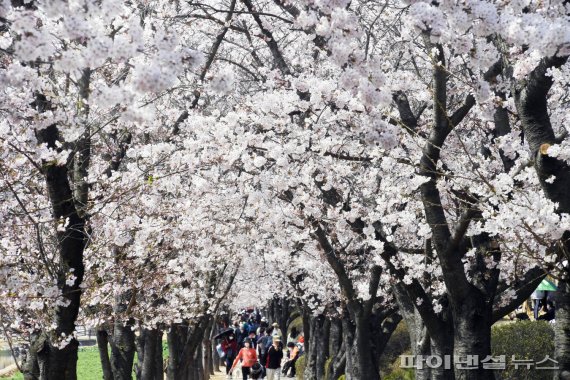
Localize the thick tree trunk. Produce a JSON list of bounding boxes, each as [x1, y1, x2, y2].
[[155, 331, 164, 380], [136, 328, 163, 380], [167, 317, 211, 380], [452, 294, 494, 380], [96, 329, 113, 380], [109, 321, 136, 380], [343, 314, 380, 380], [167, 324, 189, 380]]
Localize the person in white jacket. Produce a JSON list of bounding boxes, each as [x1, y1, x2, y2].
[[271, 322, 283, 342]]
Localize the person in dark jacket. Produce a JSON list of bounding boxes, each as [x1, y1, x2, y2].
[[236, 322, 249, 349], [247, 330, 258, 349], [282, 342, 300, 378], [221, 334, 238, 377], [538, 301, 556, 321], [265, 336, 284, 380]]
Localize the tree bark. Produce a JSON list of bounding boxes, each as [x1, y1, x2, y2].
[[513, 54, 570, 379], [22, 331, 43, 380], [167, 323, 189, 380], [109, 321, 136, 380], [303, 314, 329, 380], [96, 329, 113, 380], [452, 292, 494, 380], [324, 317, 344, 380], [343, 314, 380, 380], [27, 90, 89, 380], [136, 328, 163, 380], [554, 280, 570, 379], [317, 317, 331, 380]]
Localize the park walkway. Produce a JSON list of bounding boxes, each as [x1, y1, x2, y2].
[[210, 367, 243, 380]]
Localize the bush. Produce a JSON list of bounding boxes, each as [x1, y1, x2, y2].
[[380, 320, 411, 376], [384, 368, 415, 380], [295, 355, 306, 380], [491, 321, 555, 380], [384, 348, 414, 380]]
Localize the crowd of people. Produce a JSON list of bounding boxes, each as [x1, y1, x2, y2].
[[216, 310, 304, 380]]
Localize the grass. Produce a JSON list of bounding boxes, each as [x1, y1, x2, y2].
[[6, 347, 104, 380], [4, 342, 170, 380]]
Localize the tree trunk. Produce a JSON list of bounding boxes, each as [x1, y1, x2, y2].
[[325, 317, 344, 380], [317, 317, 331, 380], [96, 329, 113, 380], [22, 331, 43, 380], [202, 319, 215, 379], [304, 314, 329, 380], [327, 339, 346, 380], [343, 314, 380, 380], [430, 334, 455, 380], [452, 294, 494, 380], [195, 342, 204, 380], [136, 328, 162, 380], [167, 317, 211, 380], [40, 340, 80, 380], [109, 321, 136, 380], [154, 330, 164, 380], [167, 324, 189, 380], [394, 285, 432, 380], [554, 279, 570, 380], [29, 112, 89, 379]]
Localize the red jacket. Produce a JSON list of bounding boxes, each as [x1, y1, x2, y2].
[[221, 338, 237, 356], [231, 347, 258, 369]]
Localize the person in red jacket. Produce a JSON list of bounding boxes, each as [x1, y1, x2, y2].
[[230, 338, 258, 380], [221, 334, 238, 378]]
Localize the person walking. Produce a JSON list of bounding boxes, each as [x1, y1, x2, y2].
[[271, 323, 283, 342], [265, 336, 284, 380], [281, 342, 300, 378], [286, 327, 298, 345], [221, 334, 238, 379], [230, 338, 258, 380]]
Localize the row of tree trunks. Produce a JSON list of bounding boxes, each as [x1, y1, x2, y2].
[[299, 302, 401, 380], [166, 316, 214, 380], [96, 323, 224, 380]]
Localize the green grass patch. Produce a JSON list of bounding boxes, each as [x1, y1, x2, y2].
[[6, 347, 106, 380], [5, 341, 170, 380]]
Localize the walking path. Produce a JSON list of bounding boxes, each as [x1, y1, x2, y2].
[[210, 366, 244, 380]]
